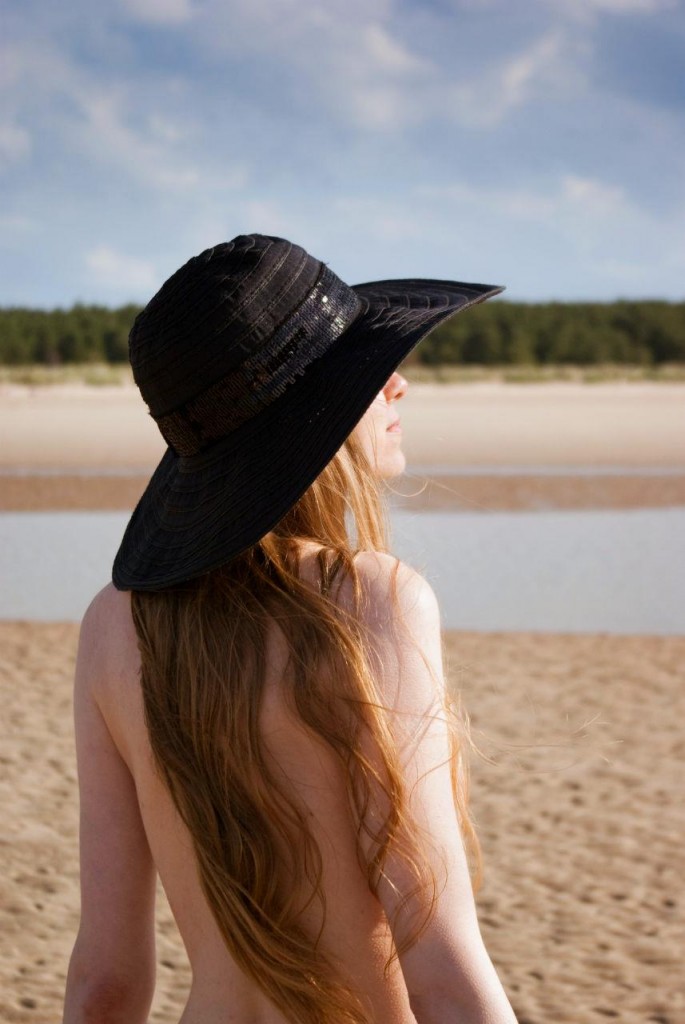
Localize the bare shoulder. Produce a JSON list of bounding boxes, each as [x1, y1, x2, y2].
[[75, 584, 146, 770], [340, 552, 445, 712], [349, 550, 441, 637], [76, 583, 140, 698]]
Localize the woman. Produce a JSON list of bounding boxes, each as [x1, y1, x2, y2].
[[63, 234, 517, 1023]]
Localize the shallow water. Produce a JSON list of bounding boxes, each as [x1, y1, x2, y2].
[[1, 507, 683, 634]]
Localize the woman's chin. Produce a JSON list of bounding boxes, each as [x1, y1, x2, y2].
[[378, 449, 407, 479]]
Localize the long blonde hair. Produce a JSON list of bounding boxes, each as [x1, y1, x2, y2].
[[131, 431, 480, 1024]]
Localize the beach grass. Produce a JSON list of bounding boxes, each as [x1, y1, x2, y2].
[[405, 361, 685, 384], [0, 363, 134, 387]]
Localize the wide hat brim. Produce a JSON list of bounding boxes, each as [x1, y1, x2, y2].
[[112, 278, 503, 590]]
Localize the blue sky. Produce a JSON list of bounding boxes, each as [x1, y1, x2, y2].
[[2, 0, 684, 307]]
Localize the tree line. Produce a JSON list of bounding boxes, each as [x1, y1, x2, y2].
[[0, 300, 684, 366]]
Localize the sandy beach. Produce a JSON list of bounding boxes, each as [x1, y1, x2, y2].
[[2, 381, 684, 471], [2, 624, 683, 1024], [1, 382, 684, 512], [1, 381, 684, 1023]]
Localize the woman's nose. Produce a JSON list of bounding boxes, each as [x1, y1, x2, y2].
[[383, 371, 408, 403]]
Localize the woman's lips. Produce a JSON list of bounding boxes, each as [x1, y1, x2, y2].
[[387, 419, 402, 433]]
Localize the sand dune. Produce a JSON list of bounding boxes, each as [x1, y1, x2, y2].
[[2, 623, 683, 1023]]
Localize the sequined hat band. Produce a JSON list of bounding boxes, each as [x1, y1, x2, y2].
[[156, 265, 363, 457]]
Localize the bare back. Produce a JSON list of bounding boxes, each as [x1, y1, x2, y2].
[[66, 543, 517, 1024], [78, 543, 416, 1023]]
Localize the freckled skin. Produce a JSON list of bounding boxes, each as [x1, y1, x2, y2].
[[351, 371, 408, 479]]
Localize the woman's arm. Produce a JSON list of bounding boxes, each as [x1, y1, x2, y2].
[[63, 594, 157, 1024], [357, 554, 518, 1024]]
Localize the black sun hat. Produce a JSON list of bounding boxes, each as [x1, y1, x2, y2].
[[112, 233, 503, 590]]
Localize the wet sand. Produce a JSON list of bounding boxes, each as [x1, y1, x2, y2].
[[1, 623, 683, 1023], [2, 469, 685, 513]]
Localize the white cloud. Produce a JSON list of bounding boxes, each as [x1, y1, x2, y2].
[[415, 172, 685, 296], [449, 30, 584, 126], [332, 198, 423, 242], [85, 245, 158, 293], [360, 24, 431, 75], [237, 200, 298, 237], [76, 91, 201, 191], [342, 84, 413, 130], [560, 174, 627, 211], [0, 120, 31, 164], [147, 114, 187, 144], [561, 0, 677, 13], [329, 23, 433, 129], [0, 38, 237, 195], [216, 0, 394, 33], [77, 92, 250, 194], [1, 0, 683, 304], [0, 213, 37, 233], [0, 46, 25, 90], [176, 2, 587, 133], [418, 174, 632, 224], [542, 0, 679, 25], [195, 2, 434, 131], [119, 0, 195, 25], [501, 32, 563, 106], [471, 0, 676, 13]]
